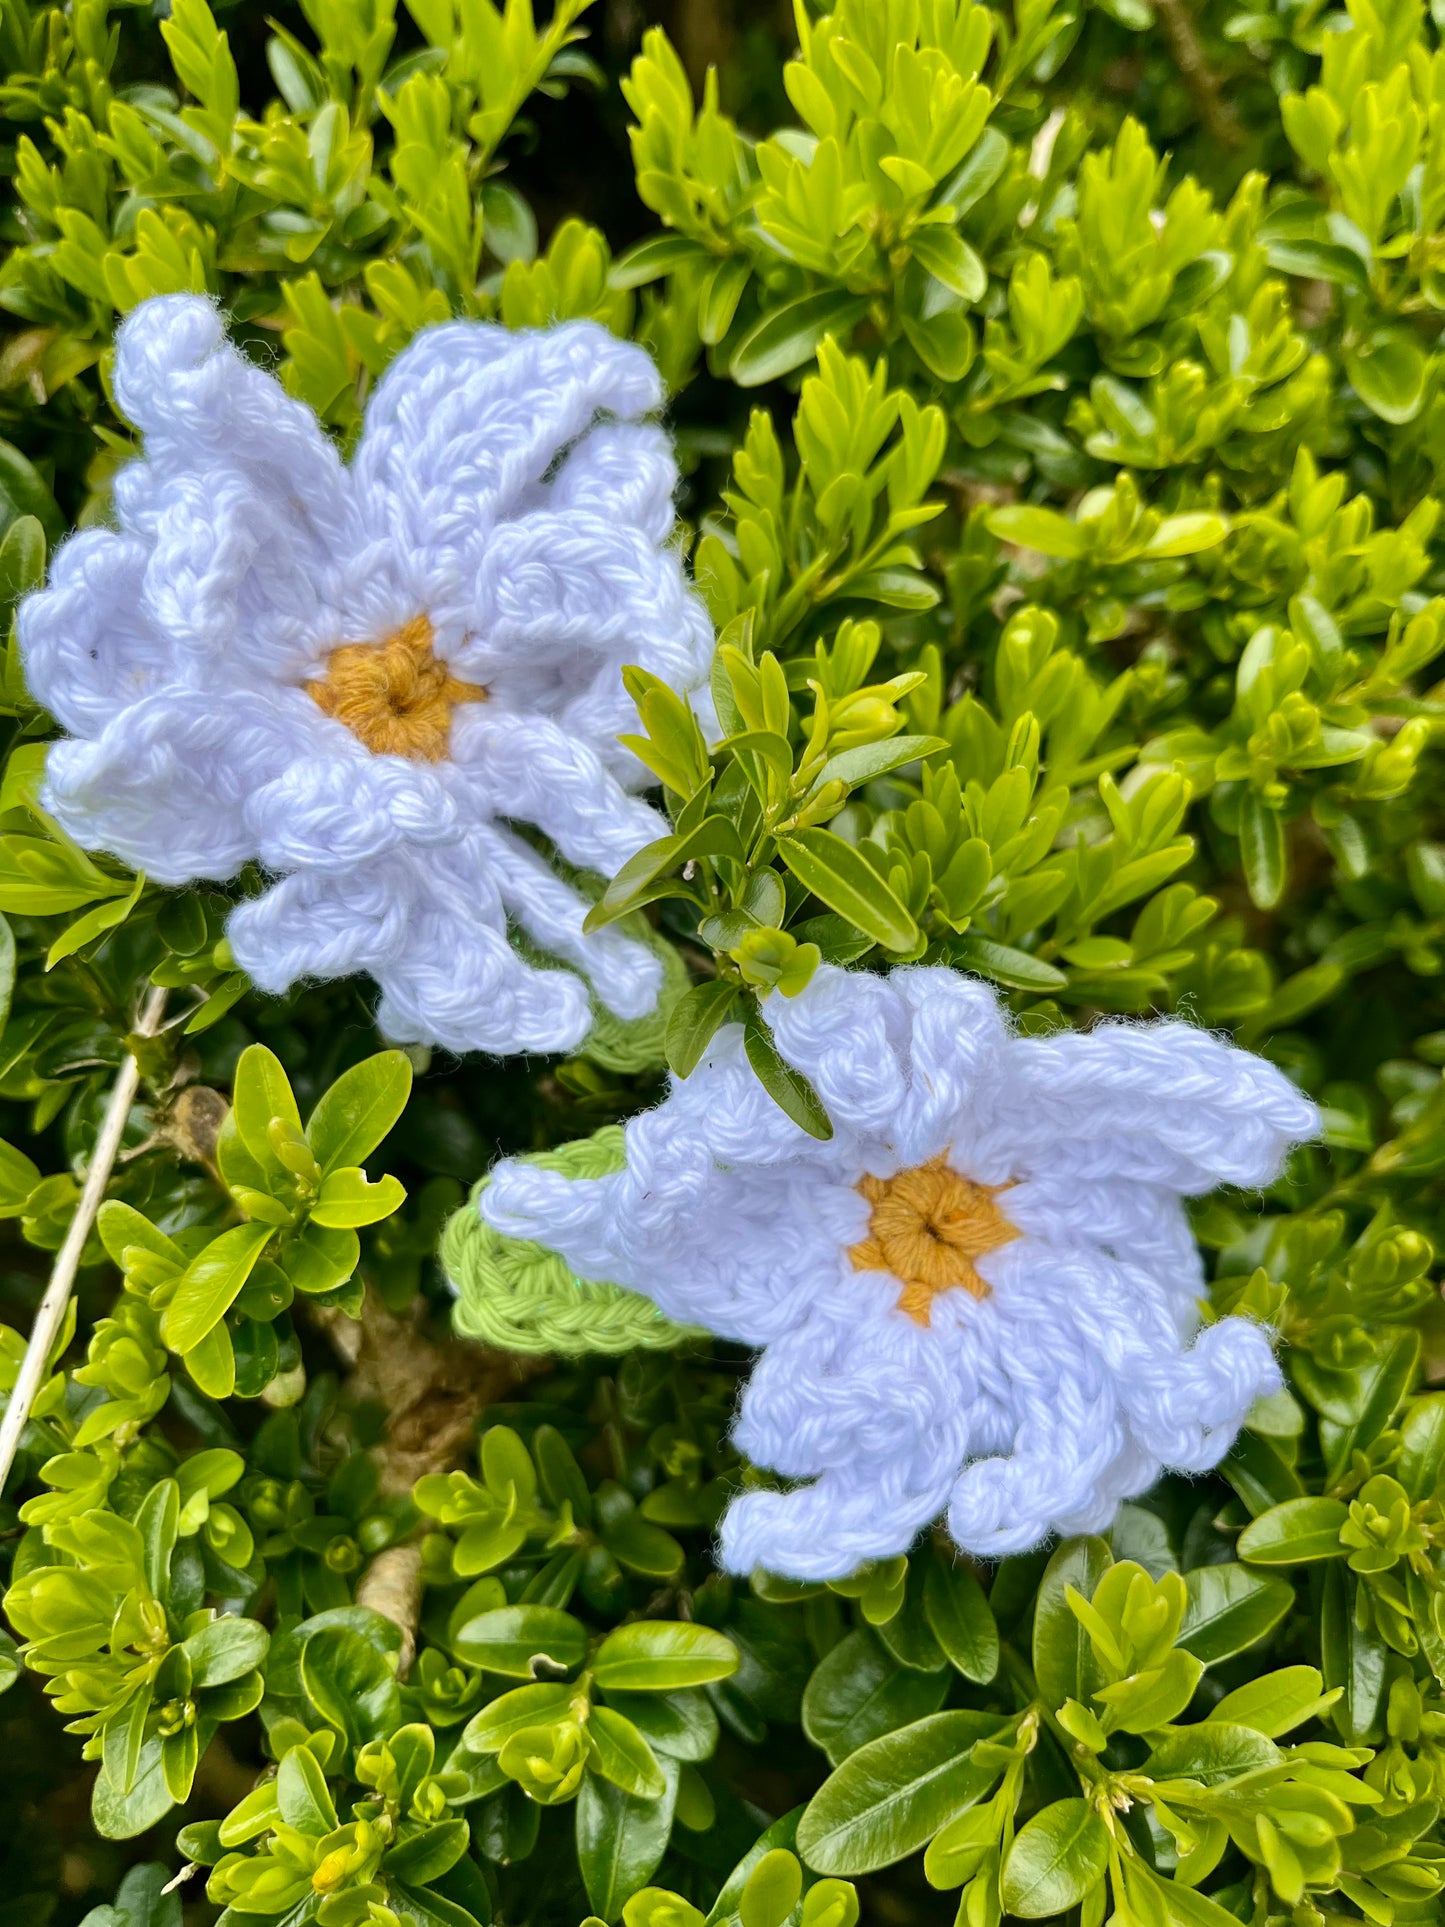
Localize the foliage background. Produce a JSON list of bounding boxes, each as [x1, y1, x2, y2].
[[2, 0, 1445, 1924]]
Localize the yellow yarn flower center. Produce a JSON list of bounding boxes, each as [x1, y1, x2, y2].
[[307, 614, 486, 761], [850, 1156, 1018, 1325]]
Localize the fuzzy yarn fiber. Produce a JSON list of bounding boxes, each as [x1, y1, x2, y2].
[[18, 295, 713, 1056], [480, 964, 1320, 1581]]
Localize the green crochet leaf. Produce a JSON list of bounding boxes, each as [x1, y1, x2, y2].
[[443, 1126, 701, 1357]]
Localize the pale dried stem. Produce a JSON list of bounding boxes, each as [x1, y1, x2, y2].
[[0, 984, 168, 1493]]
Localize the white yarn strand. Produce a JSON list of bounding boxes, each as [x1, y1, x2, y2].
[[18, 295, 714, 1058], [482, 964, 1320, 1581]]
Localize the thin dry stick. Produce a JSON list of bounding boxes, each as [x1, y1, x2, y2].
[[0, 982, 167, 1492]]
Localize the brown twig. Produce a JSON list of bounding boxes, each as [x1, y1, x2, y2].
[[1153, 0, 1243, 150], [317, 1288, 546, 1671]]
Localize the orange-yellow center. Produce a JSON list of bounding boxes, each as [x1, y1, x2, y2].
[[849, 1156, 1018, 1325], [307, 614, 486, 761]]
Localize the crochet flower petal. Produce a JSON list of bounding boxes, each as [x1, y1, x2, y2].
[[244, 752, 462, 874], [43, 688, 313, 884], [226, 850, 597, 1055], [1000, 1166, 1206, 1321], [17, 531, 173, 737], [450, 709, 664, 876], [547, 420, 682, 547], [479, 822, 663, 1022], [19, 299, 714, 1058], [764, 963, 1009, 1153], [997, 1019, 1318, 1193], [113, 296, 346, 500], [451, 510, 715, 772], [110, 289, 354, 682], [28, 298, 353, 705], [930, 1234, 1279, 1558], [480, 963, 1316, 1578], [347, 322, 666, 621], [483, 1126, 852, 1348], [126, 469, 344, 692]]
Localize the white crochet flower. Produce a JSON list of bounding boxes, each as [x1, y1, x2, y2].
[[482, 965, 1318, 1579], [19, 295, 713, 1055]]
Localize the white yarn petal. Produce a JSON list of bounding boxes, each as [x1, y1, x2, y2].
[[477, 822, 662, 1023], [547, 420, 681, 546], [17, 531, 170, 737], [998, 1019, 1318, 1192], [43, 688, 314, 884], [452, 509, 715, 778], [111, 295, 349, 545], [18, 298, 714, 1058], [451, 710, 664, 876], [347, 321, 664, 615], [481, 963, 1318, 1578], [245, 752, 461, 874]]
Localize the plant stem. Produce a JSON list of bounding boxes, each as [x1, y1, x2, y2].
[[1153, 0, 1244, 150], [0, 983, 167, 1493]]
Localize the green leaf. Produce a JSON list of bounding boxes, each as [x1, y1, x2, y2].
[[796, 1711, 1008, 1876], [1093, 1647, 1203, 1732], [743, 1007, 833, 1141], [909, 226, 987, 301], [1208, 1665, 1337, 1736], [1238, 793, 1287, 911], [922, 1559, 999, 1684], [383, 1818, 471, 1883], [1176, 1564, 1294, 1664], [306, 1050, 413, 1172], [809, 736, 949, 794], [576, 1758, 679, 1918], [739, 1848, 803, 1927], [776, 830, 918, 952], [310, 1165, 407, 1228], [300, 1625, 403, 1749], [46, 870, 145, 968], [608, 233, 709, 288], [1000, 1799, 1110, 1918], [0, 516, 45, 621], [1320, 1561, 1387, 1745], [160, 1222, 274, 1354], [1144, 1722, 1281, 1786], [801, 1629, 950, 1768], [665, 980, 740, 1079], [587, 1704, 667, 1798], [1237, 1497, 1348, 1564], [607, 1691, 719, 1764], [1346, 329, 1427, 425], [277, 1742, 338, 1835], [730, 292, 870, 387], [1033, 1538, 1112, 1710], [453, 1606, 589, 1678], [948, 934, 1067, 991], [91, 1736, 179, 1840], [592, 1621, 739, 1691], [986, 504, 1088, 557], [182, 1614, 268, 1687], [464, 1682, 573, 1753], [230, 1042, 303, 1181]]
